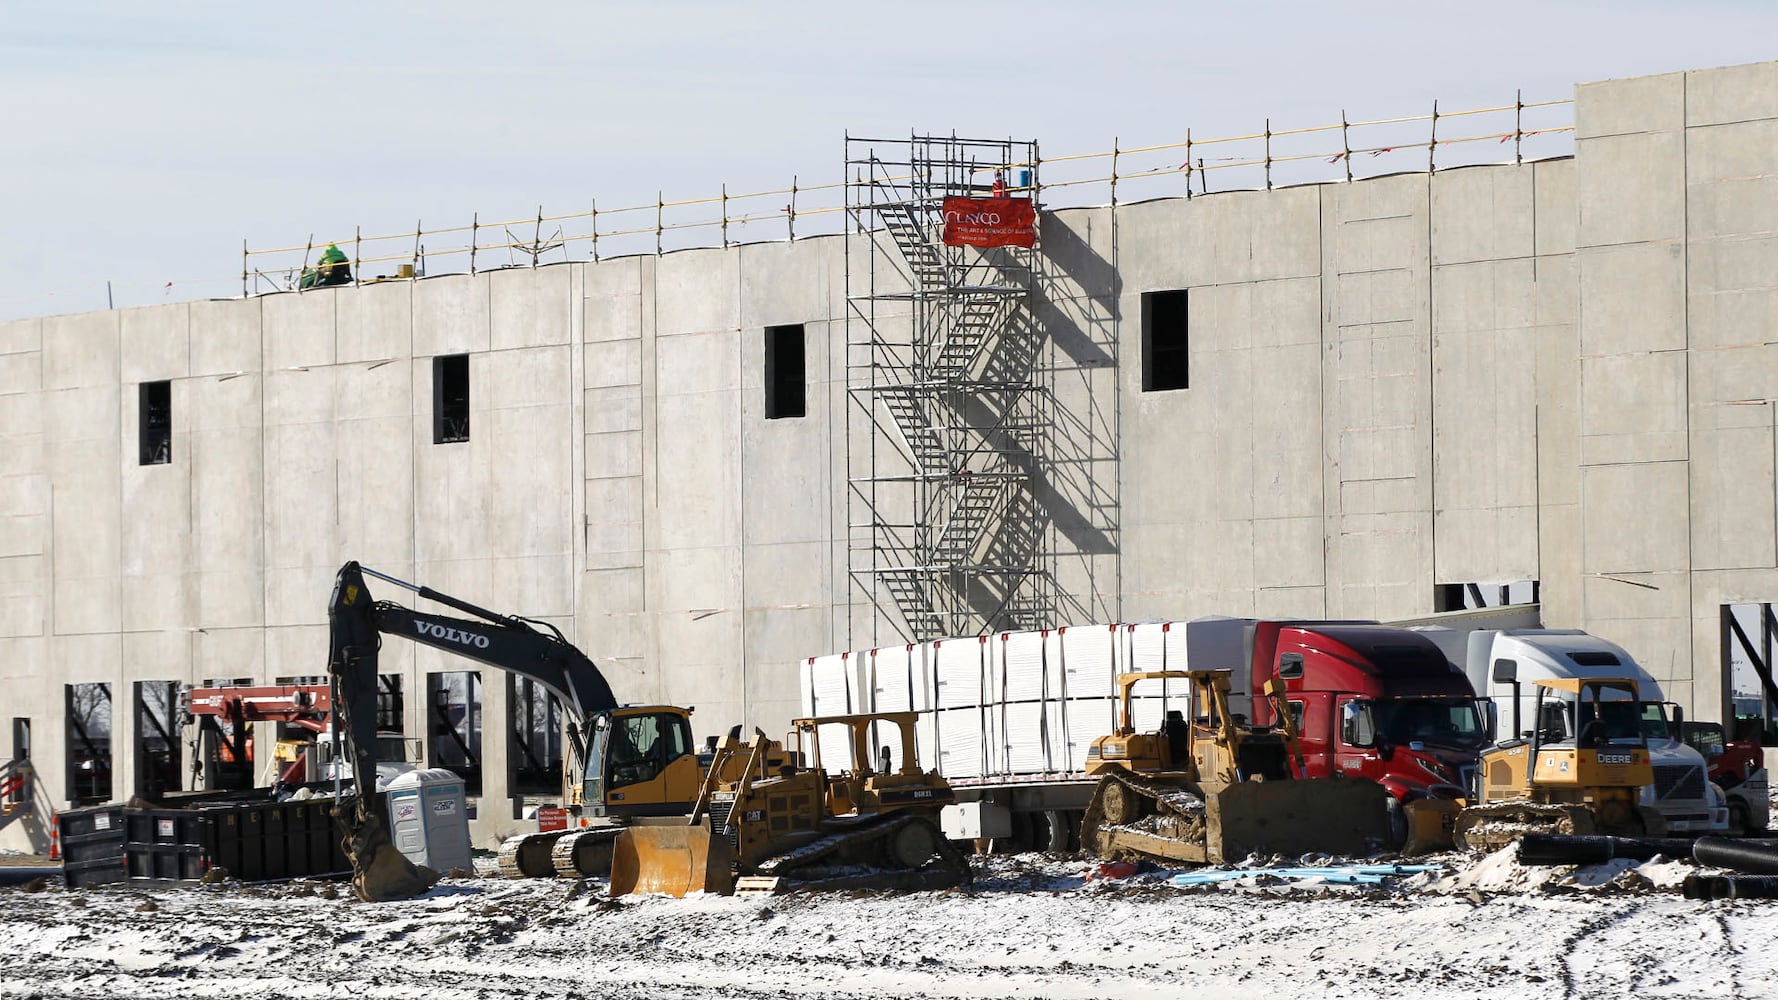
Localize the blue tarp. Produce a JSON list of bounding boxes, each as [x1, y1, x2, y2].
[[1171, 863, 1446, 886]]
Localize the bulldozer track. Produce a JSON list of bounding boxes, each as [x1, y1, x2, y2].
[[1080, 770, 1207, 862], [1454, 802, 1595, 854], [549, 827, 622, 878], [751, 814, 972, 890]]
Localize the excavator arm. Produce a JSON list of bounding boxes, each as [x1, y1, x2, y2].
[[327, 560, 620, 900]]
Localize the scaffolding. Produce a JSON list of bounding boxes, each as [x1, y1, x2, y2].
[[843, 134, 1053, 645]]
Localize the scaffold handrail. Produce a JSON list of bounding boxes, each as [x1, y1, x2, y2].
[[240, 94, 1573, 297]]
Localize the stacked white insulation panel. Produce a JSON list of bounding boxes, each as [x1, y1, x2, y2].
[[796, 618, 1269, 784]]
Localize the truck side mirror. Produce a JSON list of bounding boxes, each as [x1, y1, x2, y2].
[[1484, 702, 1499, 742], [1672, 704, 1684, 732], [1491, 659, 1516, 684]]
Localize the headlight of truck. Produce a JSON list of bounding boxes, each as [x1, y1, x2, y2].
[[1639, 785, 1656, 807]]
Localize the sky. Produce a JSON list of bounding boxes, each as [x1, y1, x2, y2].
[[5, 1, 1778, 321]]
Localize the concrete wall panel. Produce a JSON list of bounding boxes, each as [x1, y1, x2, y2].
[[336, 280, 413, 365], [188, 299, 261, 379], [1578, 242, 1686, 355], [1687, 237, 1778, 349], [488, 265, 573, 352], [1581, 461, 1690, 575], [1576, 71, 1684, 139], [1576, 131, 1685, 247], [41, 313, 118, 391], [1579, 351, 1688, 465], [1686, 61, 1778, 127], [412, 274, 491, 358], [656, 250, 737, 335], [261, 291, 336, 372], [0, 316, 41, 357], [120, 303, 189, 384], [1432, 167, 1536, 264]]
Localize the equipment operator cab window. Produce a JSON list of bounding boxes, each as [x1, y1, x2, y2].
[[597, 711, 693, 788]]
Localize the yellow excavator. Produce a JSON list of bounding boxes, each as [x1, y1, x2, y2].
[[326, 561, 787, 898], [1455, 676, 1668, 852], [610, 712, 971, 896], [1079, 670, 1391, 865]]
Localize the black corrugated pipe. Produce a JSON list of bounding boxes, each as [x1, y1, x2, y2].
[[1683, 874, 1778, 900], [1516, 834, 1698, 866], [1692, 836, 1778, 875]]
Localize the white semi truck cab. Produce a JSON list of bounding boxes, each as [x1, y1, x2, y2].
[[1465, 629, 1731, 835]]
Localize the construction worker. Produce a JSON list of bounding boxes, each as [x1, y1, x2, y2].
[[300, 244, 352, 289]]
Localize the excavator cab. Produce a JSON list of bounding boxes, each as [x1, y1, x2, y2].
[[583, 707, 704, 818]]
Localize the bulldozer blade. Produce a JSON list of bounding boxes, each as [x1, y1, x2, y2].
[[1206, 777, 1391, 863], [609, 826, 735, 898], [1401, 799, 1461, 856]]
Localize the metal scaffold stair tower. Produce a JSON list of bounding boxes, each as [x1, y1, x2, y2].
[[844, 134, 1053, 644]]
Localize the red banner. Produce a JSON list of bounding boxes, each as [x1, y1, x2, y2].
[[941, 196, 1036, 248]]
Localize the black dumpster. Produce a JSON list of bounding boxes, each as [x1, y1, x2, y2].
[[59, 803, 128, 889], [61, 794, 352, 887]]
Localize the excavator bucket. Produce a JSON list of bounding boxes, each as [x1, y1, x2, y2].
[[1206, 777, 1392, 862], [1401, 798, 1461, 856], [343, 814, 440, 902], [609, 825, 734, 898]]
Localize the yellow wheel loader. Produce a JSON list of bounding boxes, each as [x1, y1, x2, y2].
[[610, 712, 971, 897], [1455, 676, 1668, 852], [1079, 670, 1391, 865]]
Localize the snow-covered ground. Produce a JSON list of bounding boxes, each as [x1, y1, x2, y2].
[[2, 847, 1775, 1000]]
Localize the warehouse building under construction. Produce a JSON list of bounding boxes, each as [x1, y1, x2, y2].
[[2, 60, 1777, 848]]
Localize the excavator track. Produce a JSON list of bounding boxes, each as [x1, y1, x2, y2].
[[741, 814, 972, 894], [1080, 770, 1210, 865], [496, 831, 570, 878], [549, 827, 623, 878]]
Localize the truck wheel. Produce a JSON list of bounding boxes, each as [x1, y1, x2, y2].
[[1385, 797, 1408, 852], [1729, 800, 1751, 837], [1041, 810, 1071, 853]]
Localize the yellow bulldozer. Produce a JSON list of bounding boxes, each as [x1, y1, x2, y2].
[[1455, 676, 1668, 852], [1079, 670, 1391, 865], [610, 712, 971, 897]]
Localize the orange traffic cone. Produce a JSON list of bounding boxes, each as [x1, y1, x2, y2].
[[48, 814, 59, 862]]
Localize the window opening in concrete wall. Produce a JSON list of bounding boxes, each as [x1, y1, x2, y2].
[[1723, 602, 1778, 746], [138, 380, 171, 465], [376, 674, 404, 735], [1141, 290, 1190, 392], [510, 676, 563, 796], [433, 354, 470, 443], [428, 671, 483, 795], [4, 718, 25, 813], [765, 323, 807, 419], [64, 683, 112, 806], [1434, 580, 1540, 612], [133, 681, 181, 799]]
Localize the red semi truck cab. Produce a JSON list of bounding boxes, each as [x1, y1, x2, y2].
[[1242, 622, 1489, 820]]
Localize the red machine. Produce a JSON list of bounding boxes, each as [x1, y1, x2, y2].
[[181, 685, 333, 788]]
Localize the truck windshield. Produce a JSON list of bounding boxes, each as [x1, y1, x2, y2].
[[1370, 698, 1486, 746], [1636, 703, 1673, 742]]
